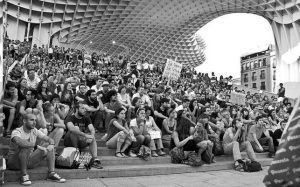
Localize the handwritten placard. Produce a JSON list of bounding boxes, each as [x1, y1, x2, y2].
[[230, 92, 246, 106], [162, 59, 182, 81]]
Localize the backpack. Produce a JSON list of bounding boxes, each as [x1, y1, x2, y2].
[[242, 160, 262, 172], [170, 147, 185, 164], [55, 147, 80, 169], [185, 152, 203, 167], [137, 145, 151, 161]]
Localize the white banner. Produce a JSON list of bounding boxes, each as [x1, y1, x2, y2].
[[230, 92, 246, 106], [162, 59, 182, 81]]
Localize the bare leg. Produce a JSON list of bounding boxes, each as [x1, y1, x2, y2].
[[121, 138, 132, 153], [197, 141, 208, 156], [6, 108, 16, 132], [89, 137, 98, 158], [49, 128, 64, 147]]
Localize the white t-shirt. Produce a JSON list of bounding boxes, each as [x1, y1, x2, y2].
[[143, 63, 149, 70], [132, 93, 151, 106], [9, 127, 45, 155], [91, 85, 102, 93], [149, 64, 154, 71], [48, 48, 53, 54]]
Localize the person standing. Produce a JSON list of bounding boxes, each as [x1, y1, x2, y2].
[[277, 83, 285, 98]]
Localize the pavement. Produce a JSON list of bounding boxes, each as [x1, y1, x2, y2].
[[5, 167, 268, 187]]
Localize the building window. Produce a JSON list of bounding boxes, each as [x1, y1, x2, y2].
[[262, 58, 267, 66], [253, 83, 257, 89], [244, 74, 248, 82], [252, 72, 257, 81], [250, 61, 254, 69], [246, 63, 250, 70], [245, 84, 248, 87], [260, 70, 265, 79], [273, 69, 276, 80], [261, 82, 266, 90]]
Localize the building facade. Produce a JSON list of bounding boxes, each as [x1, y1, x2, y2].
[[241, 45, 276, 93]]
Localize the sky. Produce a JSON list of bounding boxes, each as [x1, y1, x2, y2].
[[195, 13, 275, 79]]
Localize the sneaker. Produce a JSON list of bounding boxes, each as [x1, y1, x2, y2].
[[157, 150, 166, 156], [151, 151, 158, 157], [91, 158, 103, 169], [129, 151, 137, 157], [115, 152, 125, 158], [20, 174, 31, 186], [47, 172, 66, 183]]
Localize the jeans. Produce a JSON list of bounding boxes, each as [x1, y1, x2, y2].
[[250, 136, 275, 153], [223, 141, 257, 161], [131, 134, 151, 153]]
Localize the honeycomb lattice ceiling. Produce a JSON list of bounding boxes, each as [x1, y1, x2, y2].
[[5, 0, 300, 67]]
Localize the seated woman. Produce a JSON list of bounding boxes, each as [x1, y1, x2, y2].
[[144, 106, 166, 157], [42, 103, 65, 147], [106, 108, 133, 158], [223, 118, 257, 171], [193, 120, 215, 163], [129, 108, 151, 157], [162, 108, 177, 148], [117, 85, 134, 122], [169, 110, 200, 165]]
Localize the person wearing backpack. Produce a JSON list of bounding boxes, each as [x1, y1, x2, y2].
[[223, 118, 257, 171], [6, 112, 66, 185]]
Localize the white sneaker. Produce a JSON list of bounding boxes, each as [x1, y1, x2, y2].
[[20, 174, 32, 186], [129, 151, 137, 157]]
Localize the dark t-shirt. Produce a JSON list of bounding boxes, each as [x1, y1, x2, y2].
[[86, 79, 96, 88], [76, 92, 87, 101], [155, 107, 168, 130], [106, 119, 126, 141], [85, 98, 99, 108], [65, 114, 92, 133], [99, 90, 110, 104]]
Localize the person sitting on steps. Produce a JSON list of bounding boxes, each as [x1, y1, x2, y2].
[[63, 101, 103, 169], [6, 112, 66, 186], [223, 118, 258, 171], [106, 108, 134, 158]]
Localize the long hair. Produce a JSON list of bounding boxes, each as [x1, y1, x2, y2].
[[232, 118, 243, 142], [176, 110, 192, 140], [240, 108, 249, 120]]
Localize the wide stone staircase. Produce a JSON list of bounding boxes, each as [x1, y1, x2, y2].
[[0, 133, 273, 182]]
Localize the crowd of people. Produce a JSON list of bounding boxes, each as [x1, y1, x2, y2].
[[1, 39, 293, 185]]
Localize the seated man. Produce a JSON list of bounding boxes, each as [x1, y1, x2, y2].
[[63, 101, 103, 169], [247, 116, 275, 158], [7, 112, 66, 185], [3, 81, 18, 137]]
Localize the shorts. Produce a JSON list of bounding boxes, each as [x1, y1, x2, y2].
[[7, 148, 46, 170]]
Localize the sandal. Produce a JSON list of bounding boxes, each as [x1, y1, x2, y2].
[[121, 152, 128, 158], [234, 160, 244, 172], [115, 152, 125, 158]]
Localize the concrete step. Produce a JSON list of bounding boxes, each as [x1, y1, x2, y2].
[[4, 158, 272, 182], [0, 144, 271, 158]]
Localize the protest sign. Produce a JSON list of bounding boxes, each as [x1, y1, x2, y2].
[[230, 92, 246, 105], [162, 59, 182, 81]]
